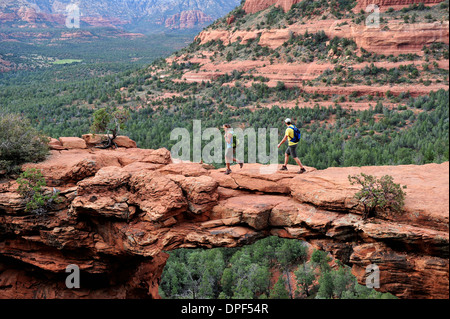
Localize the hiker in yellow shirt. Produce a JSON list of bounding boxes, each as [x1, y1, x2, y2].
[[277, 118, 306, 174]]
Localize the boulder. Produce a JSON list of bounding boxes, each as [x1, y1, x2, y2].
[[114, 136, 137, 148], [82, 134, 137, 148], [48, 138, 65, 150], [58, 137, 87, 149], [243, 0, 302, 14], [258, 29, 293, 49]]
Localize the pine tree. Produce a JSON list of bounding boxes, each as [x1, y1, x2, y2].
[[294, 262, 316, 298], [317, 271, 334, 299], [270, 276, 290, 299]]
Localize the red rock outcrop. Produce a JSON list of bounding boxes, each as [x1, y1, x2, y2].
[[81, 134, 137, 148], [165, 10, 213, 29], [227, 15, 236, 25], [243, 0, 302, 14], [0, 141, 448, 299], [355, 0, 444, 11], [243, 0, 277, 13], [195, 17, 449, 54], [352, 21, 449, 55], [16, 6, 38, 23], [242, 0, 444, 14], [189, 10, 448, 104], [195, 0, 449, 57]]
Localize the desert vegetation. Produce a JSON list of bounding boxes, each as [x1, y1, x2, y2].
[[0, 114, 49, 176]]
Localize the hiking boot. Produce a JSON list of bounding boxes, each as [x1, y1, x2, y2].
[[279, 165, 288, 171], [298, 168, 306, 174], [225, 169, 232, 175], [239, 162, 244, 169]]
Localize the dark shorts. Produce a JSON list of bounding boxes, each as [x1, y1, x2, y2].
[[225, 147, 234, 163], [286, 144, 298, 158]]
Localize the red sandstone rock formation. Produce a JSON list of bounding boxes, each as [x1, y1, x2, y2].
[[195, 18, 449, 54], [227, 15, 236, 25], [243, 0, 302, 14], [242, 0, 444, 14], [165, 10, 213, 29], [16, 6, 38, 23], [189, 1, 448, 101], [0, 141, 448, 299], [352, 21, 449, 55], [355, 0, 444, 11], [195, 0, 449, 56]]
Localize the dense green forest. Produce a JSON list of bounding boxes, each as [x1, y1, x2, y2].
[[125, 88, 449, 169], [160, 237, 396, 299], [0, 28, 196, 75], [1, 54, 448, 170]]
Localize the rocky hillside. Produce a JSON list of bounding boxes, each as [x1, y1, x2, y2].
[[242, 0, 444, 13], [0, 139, 448, 299], [0, 0, 240, 31], [127, 0, 447, 111]]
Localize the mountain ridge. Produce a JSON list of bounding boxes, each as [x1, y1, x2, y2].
[[0, 0, 241, 31]]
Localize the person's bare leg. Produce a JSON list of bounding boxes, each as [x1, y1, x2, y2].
[[284, 153, 289, 166], [233, 157, 243, 168], [294, 157, 305, 169], [225, 162, 232, 174], [294, 157, 306, 174]]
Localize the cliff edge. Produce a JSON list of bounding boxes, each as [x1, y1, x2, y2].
[[0, 141, 448, 299]]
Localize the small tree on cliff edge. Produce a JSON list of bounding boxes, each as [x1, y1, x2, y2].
[[90, 107, 130, 149], [17, 168, 60, 216], [348, 173, 407, 220]]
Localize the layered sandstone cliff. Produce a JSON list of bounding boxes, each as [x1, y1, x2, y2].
[[242, 0, 444, 14], [196, 0, 450, 55], [0, 141, 448, 299], [165, 10, 213, 29], [355, 0, 444, 11], [196, 11, 449, 55], [243, 0, 302, 13]]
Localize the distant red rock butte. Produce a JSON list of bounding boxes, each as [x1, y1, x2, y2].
[[165, 10, 214, 29]]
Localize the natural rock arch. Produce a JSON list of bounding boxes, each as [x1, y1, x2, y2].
[[0, 146, 448, 299]]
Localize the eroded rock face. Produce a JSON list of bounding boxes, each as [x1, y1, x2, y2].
[[355, 0, 444, 11], [195, 17, 449, 55], [243, 0, 302, 14], [0, 145, 448, 299], [242, 0, 444, 14], [164, 10, 213, 29]]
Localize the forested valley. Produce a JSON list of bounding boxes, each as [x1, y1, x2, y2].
[[160, 237, 396, 299]]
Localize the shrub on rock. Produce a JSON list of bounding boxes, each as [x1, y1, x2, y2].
[[0, 113, 49, 176]]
